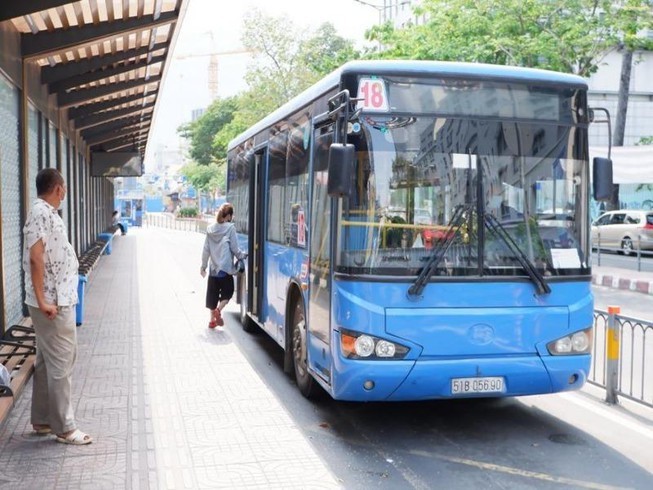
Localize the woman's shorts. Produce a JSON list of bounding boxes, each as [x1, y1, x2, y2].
[[205, 274, 234, 309]]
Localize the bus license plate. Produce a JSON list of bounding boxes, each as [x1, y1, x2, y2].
[[451, 377, 504, 395]]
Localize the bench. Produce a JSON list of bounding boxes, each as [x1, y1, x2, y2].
[[97, 230, 116, 256], [75, 229, 117, 325], [0, 322, 37, 423]]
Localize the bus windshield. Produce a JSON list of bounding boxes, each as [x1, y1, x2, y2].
[[336, 115, 589, 278]]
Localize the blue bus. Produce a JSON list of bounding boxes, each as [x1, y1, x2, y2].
[[227, 60, 613, 401]]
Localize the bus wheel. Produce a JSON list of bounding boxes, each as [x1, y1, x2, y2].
[[239, 274, 255, 333], [291, 300, 316, 398]]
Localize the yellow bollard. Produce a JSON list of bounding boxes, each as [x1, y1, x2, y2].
[[606, 305, 621, 404]]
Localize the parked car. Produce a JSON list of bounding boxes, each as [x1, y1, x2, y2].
[[591, 210, 653, 255]]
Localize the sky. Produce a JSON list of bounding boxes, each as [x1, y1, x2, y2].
[[144, 0, 379, 169]]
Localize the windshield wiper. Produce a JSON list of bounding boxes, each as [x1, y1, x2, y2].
[[484, 213, 551, 295], [407, 208, 551, 298], [407, 204, 470, 299]]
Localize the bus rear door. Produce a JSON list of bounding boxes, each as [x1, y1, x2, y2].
[[248, 148, 266, 323]]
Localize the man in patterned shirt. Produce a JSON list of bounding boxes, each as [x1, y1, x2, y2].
[[23, 168, 92, 445]]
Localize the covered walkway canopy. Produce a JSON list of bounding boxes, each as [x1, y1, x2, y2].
[[2, 0, 185, 155], [0, 0, 187, 328]]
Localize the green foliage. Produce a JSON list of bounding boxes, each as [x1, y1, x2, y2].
[[213, 89, 278, 158], [178, 10, 359, 167], [240, 10, 310, 107], [368, 0, 653, 77], [637, 136, 653, 145], [180, 11, 359, 170], [177, 96, 238, 165], [180, 161, 225, 194], [178, 208, 199, 218], [210, 11, 359, 155], [298, 23, 360, 76]]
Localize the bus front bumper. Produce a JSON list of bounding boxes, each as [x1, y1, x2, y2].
[[330, 355, 590, 401]]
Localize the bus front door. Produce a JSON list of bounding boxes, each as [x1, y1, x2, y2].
[[307, 124, 334, 384]]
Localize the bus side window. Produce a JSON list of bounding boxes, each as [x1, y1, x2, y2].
[[267, 127, 287, 244], [285, 116, 310, 248]]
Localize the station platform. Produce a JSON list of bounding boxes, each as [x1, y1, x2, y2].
[[0, 228, 339, 489]]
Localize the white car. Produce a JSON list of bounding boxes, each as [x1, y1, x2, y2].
[[591, 210, 653, 255]]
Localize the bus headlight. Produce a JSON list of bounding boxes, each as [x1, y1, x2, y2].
[[354, 335, 375, 357], [547, 328, 593, 355], [340, 329, 409, 359]]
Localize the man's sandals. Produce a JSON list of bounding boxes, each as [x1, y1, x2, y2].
[[56, 429, 93, 445]]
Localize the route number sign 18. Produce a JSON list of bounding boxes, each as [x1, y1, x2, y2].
[[356, 77, 389, 112]]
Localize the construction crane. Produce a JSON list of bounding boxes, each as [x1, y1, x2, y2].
[[174, 48, 253, 100]]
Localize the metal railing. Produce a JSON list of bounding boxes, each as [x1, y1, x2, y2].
[[595, 231, 653, 271], [591, 308, 653, 408], [143, 212, 208, 234], [146, 215, 652, 407]]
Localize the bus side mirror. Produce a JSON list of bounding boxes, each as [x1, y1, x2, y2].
[[327, 143, 354, 197], [593, 157, 613, 201]]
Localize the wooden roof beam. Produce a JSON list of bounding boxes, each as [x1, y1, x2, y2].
[[0, 1, 71, 22], [81, 114, 153, 139], [49, 54, 166, 94], [21, 11, 177, 59], [85, 125, 150, 146], [67, 91, 157, 119], [58, 75, 161, 108], [75, 101, 155, 130], [41, 41, 169, 84]]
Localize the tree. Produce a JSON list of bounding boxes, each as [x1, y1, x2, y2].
[[180, 161, 225, 201], [177, 96, 238, 165], [610, 1, 653, 209], [298, 23, 360, 76], [239, 11, 359, 106], [212, 11, 359, 155], [239, 9, 315, 107], [368, 0, 652, 78], [181, 12, 359, 171]]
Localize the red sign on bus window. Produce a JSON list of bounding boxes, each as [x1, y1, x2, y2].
[[297, 209, 306, 247], [356, 77, 389, 112]]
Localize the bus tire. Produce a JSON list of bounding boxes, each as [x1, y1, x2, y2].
[[238, 274, 255, 333], [291, 300, 317, 398]]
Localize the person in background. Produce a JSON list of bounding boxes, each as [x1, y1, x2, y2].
[[200, 203, 247, 328], [23, 168, 93, 445], [112, 210, 126, 235]]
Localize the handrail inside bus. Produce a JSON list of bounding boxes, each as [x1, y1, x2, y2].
[[340, 220, 455, 232]]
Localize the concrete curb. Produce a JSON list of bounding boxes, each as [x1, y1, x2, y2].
[[591, 273, 653, 295]]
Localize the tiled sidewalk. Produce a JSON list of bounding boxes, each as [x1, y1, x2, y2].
[[0, 228, 339, 489]]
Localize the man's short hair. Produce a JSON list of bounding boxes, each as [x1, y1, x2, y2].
[[36, 168, 64, 196]]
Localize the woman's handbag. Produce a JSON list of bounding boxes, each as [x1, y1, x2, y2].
[[234, 257, 245, 274]]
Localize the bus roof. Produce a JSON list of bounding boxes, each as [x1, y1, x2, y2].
[[228, 60, 588, 150]]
